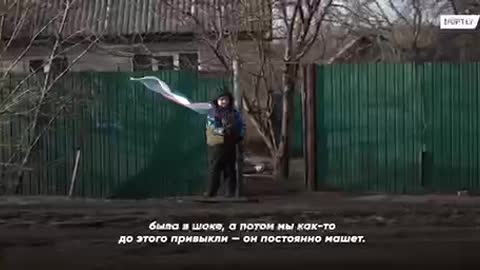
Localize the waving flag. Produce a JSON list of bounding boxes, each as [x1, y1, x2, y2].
[[130, 76, 212, 114]]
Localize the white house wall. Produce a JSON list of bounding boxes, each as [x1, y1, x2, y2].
[[0, 40, 210, 73]]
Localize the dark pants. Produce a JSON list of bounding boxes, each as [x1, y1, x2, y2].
[[206, 144, 237, 197]]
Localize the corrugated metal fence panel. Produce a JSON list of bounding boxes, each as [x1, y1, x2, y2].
[[316, 63, 421, 193], [107, 70, 191, 198], [100, 70, 227, 198], [315, 62, 480, 194], [5, 71, 229, 198], [2, 73, 65, 196], [423, 63, 480, 192]]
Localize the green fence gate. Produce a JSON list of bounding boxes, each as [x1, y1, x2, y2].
[[2, 70, 229, 198], [314, 63, 480, 193]]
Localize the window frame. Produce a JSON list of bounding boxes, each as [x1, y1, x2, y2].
[[132, 52, 199, 71]]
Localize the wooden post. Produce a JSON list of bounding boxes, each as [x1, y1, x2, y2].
[[68, 149, 81, 197], [303, 64, 317, 191], [302, 67, 308, 188]]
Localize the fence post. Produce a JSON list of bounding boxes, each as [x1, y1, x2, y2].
[[303, 64, 317, 191], [233, 58, 243, 197]]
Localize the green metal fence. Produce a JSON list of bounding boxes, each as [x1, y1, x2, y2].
[[1, 71, 229, 198], [315, 63, 480, 193]]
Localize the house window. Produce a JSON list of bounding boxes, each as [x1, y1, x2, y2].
[[53, 57, 68, 72], [190, 0, 196, 15], [30, 57, 68, 74], [132, 54, 152, 71], [29, 59, 44, 73], [179, 53, 198, 70], [152, 55, 174, 71], [133, 53, 197, 71], [44, 57, 69, 74]]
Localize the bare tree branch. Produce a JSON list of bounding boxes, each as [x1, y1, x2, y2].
[[0, 0, 103, 194]]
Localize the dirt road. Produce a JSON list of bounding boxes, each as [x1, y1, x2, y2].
[[0, 193, 480, 269]]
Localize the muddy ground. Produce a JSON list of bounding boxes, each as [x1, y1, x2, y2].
[[0, 193, 480, 270]]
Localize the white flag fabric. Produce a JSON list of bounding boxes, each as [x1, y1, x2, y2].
[[130, 76, 212, 114]]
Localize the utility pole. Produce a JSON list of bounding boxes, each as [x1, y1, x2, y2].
[[233, 58, 243, 197]]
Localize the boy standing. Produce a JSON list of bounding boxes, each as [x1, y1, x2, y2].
[[205, 90, 245, 197]]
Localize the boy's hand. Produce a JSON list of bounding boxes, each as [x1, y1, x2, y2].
[[213, 128, 225, 135]]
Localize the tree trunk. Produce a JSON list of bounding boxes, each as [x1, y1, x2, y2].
[[277, 63, 298, 181]]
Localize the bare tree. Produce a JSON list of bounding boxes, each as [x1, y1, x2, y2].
[[448, 0, 480, 14], [0, 0, 99, 194], [164, 0, 334, 180], [272, 0, 333, 179], [329, 0, 457, 62]]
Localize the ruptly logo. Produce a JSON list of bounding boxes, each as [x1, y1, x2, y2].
[[440, 15, 480, 29]]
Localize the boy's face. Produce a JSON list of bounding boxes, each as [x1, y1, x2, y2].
[[217, 96, 230, 108]]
